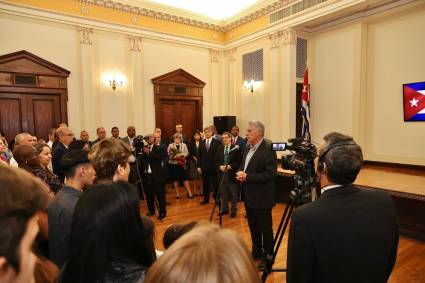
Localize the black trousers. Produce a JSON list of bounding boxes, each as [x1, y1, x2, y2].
[[246, 205, 274, 256], [218, 173, 238, 212], [143, 174, 166, 215], [202, 170, 218, 203], [129, 162, 144, 199]]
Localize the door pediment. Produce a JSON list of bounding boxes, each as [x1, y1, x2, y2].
[[151, 68, 205, 88], [0, 50, 70, 76]]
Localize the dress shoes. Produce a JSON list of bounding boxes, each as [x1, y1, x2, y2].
[[230, 211, 237, 218], [158, 212, 166, 220]]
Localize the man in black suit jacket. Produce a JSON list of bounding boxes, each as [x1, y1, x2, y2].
[[236, 121, 277, 265], [215, 132, 242, 217], [52, 127, 74, 182], [287, 132, 399, 283], [231, 125, 247, 152], [142, 134, 168, 219], [199, 127, 221, 204]]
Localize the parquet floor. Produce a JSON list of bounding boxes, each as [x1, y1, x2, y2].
[[142, 185, 425, 283]]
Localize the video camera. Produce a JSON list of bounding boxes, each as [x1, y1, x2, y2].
[[273, 138, 318, 204], [133, 135, 149, 158]]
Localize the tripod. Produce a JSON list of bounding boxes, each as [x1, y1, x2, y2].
[[134, 154, 158, 216], [261, 175, 316, 282], [209, 153, 231, 226]]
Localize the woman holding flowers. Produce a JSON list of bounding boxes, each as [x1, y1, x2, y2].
[[167, 135, 193, 199]]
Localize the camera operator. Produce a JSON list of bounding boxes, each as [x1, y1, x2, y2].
[[287, 132, 399, 283], [142, 134, 167, 220]]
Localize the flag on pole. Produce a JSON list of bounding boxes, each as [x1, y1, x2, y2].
[[301, 68, 311, 141]]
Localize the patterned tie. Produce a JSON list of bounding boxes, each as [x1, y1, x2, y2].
[[224, 145, 230, 164]]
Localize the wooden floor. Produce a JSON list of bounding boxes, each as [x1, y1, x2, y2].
[[143, 185, 425, 283]]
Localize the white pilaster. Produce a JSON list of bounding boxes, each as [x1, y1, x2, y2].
[[128, 36, 145, 133], [279, 28, 297, 139], [78, 27, 99, 136]]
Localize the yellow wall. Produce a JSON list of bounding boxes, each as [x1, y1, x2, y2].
[[5, 0, 269, 44], [0, 14, 83, 129], [309, 6, 425, 165], [1, 2, 425, 165], [365, 7, 425, 164], [0, 13, 215, 138], [5, 0, 225, 43]]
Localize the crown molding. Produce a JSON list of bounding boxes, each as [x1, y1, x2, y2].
[[0, 1, 224, 49], [0, 0, 417, 51], [80, 0, 298, 31]]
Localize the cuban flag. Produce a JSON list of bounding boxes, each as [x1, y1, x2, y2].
[[301, 68, 311, 140], [403, 82, 425, 121]]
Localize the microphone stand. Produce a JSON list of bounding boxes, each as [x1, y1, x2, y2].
[[209, 150, 231, 226]]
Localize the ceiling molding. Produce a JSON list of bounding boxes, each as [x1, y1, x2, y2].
[[0, 0, 419, 51], [81, 0, 300, 31], [0, 1, 224, 49]]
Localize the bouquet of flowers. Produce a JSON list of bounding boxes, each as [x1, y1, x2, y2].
[[169, 147, 186, 166]]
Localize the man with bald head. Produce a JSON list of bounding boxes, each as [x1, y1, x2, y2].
[[52, 127, 74, 182], [9, 132, 35, 167]]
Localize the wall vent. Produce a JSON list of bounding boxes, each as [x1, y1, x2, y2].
[[269, 0, 328, 24]]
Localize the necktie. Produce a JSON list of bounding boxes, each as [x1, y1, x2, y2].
[[232, 137, 235, 145], [224, 146, 230, 164], [206, 139, 210, 151]]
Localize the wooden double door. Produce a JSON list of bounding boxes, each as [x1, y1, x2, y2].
[[0, 50, 70, 144], [0, 91, 63, 144], [152, 69, 205, 144], [156, 98, 201, 143]]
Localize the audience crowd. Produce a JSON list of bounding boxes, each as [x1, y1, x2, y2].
[[0, 122, 399, 283]]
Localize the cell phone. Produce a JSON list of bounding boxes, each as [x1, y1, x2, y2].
[[271, 142, 286, 151]]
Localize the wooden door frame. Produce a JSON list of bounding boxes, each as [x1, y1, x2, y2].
[[152, 69, 205, 138]]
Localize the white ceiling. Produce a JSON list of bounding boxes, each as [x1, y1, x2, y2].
[[146, 0, 262, 20]]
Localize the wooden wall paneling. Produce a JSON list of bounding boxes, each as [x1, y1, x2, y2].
[[0, 93, 23, 143], [30, 94, 61, 140]]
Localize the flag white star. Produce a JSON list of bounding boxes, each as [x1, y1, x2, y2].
[[410, 98, 419, 107]]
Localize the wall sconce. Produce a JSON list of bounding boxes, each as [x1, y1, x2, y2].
[[244, 79, 255, 94], [102, 73, 126, 91], [109, 78, 123, 90]]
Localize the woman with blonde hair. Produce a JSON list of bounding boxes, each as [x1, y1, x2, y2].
[[167, 135, 193, 199], [145, 222, 260, 283]]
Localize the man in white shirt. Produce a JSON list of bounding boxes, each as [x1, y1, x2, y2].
[[47, 128, 56, 149], [10, 132, 36, 167]]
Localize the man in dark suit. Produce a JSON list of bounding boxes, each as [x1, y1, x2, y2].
[[210, 125, 222, 142], [215, 132, 242, 217], [236, 121, 277, 265], [79, 130, 93, 149], [231, 125, 246, 152], [286, 132, 399, 283], [143, 134, 167, 219], [92, 127, 106, 146], [170, 124, 189, 145], [52, 126, 74, 182], [199, 126, 221, 204]]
